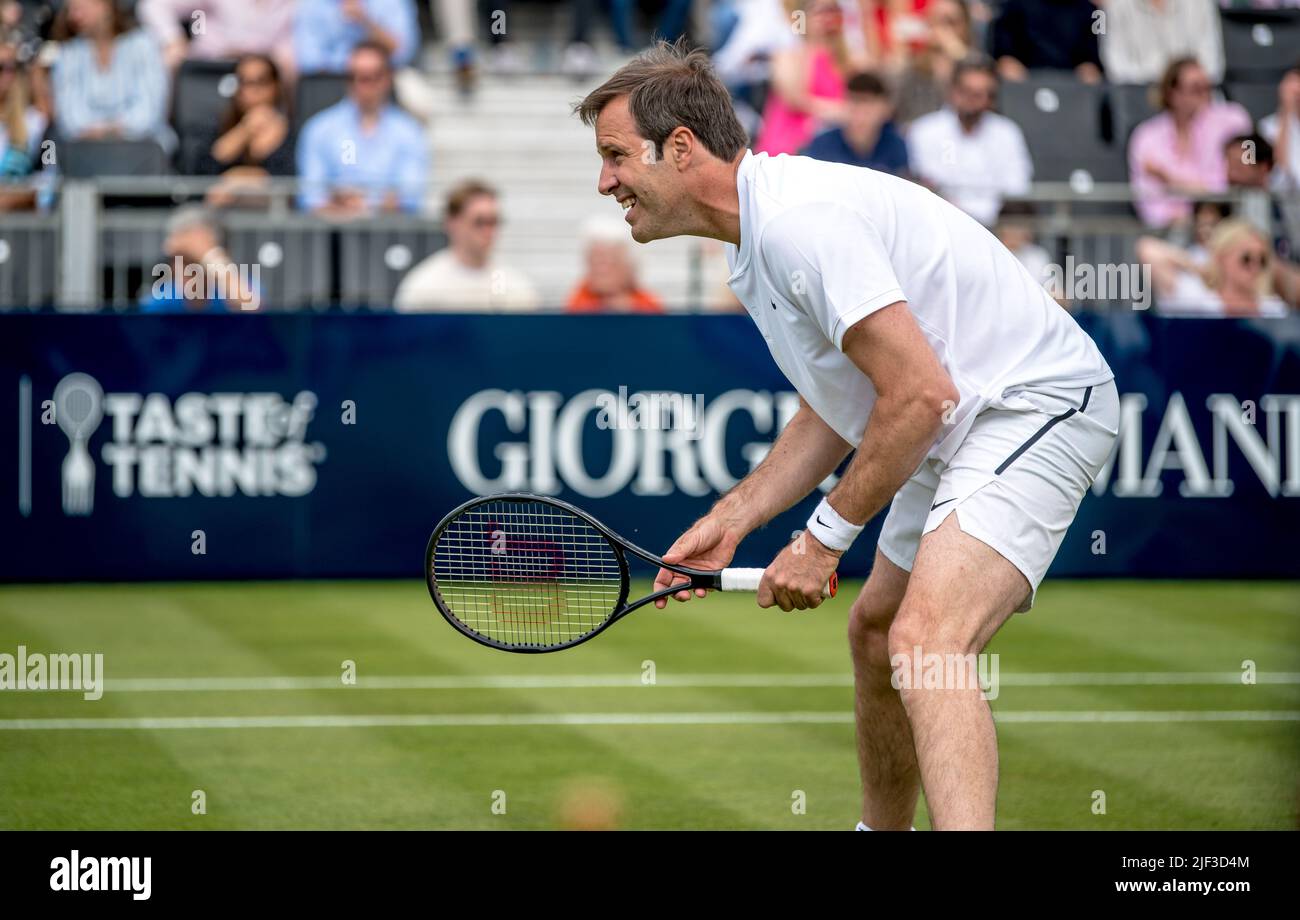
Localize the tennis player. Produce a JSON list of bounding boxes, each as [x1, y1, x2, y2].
[[575, 42, 1118, 830]]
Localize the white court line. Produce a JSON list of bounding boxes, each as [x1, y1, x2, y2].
[[0, 710, 1297, 731], [83, 671, 1300, 693]]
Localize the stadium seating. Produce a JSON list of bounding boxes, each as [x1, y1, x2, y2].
[[294, 73, 350, 128], [1226, 82, 1280, 128], [60, 140, 170, 178], [1105, 83, 1159, 148], [1221, 10, 1300, 83], [172, 58, 240, 174], [337, 222, 448, 308], [999, 77, 1126, 185], [0, 218, 58, 308], [224, 219, 334, 310]]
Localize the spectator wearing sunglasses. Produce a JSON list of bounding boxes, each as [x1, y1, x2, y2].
[[296, 40, 427, 216], [199, 54, 293, 178], [1151, 219, 1288, 317], [1127, 57, 1251, 230], [394, 179, 539, 312]]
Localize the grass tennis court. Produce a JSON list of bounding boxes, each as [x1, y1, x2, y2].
[[1, 580, 1296, 830]]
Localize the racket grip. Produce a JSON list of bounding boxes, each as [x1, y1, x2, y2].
[[719, 568, 838, 598]]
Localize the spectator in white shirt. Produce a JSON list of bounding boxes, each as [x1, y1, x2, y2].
[[394, 179, 540, 312], [1099, 0, 1225, 85], [906, 56, 1032, 226], [1261, 62, 1300, 248]]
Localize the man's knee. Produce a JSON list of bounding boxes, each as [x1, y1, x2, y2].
[[848, 557, 908, 672], [848, 596, 894, 666], [887, 599, 982, 664]]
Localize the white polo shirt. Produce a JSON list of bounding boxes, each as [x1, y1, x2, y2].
[[724, 150, 1113, 462]]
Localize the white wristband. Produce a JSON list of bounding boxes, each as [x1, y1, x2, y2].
[[805, 497, 863, 553]]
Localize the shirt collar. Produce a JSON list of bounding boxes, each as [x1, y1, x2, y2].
[[729, 149, 756, 282]]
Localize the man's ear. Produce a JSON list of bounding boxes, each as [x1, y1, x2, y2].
[[668, 127, 693, 170]]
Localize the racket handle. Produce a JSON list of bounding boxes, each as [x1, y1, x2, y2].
[[719, 568, 838, 598]]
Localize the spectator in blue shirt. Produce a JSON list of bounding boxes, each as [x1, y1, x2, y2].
[[296, 40, 429, 216], [799, 71, 910, 177], [295, 0, 418, 74], [140, 206, 261, 313]]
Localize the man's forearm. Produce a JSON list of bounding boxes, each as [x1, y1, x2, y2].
[[825, 392, 947, 526], [711, 403, 853, 537]]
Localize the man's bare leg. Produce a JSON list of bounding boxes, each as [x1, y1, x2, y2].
[[889, 514, 1029, 830], [847, 550, 919, 830]]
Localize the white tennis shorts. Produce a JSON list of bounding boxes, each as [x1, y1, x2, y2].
[[877, 379, 1120, 611]]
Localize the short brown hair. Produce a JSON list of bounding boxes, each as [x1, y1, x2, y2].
[[846, 71, 889, 99], [51, 0, 133, 41], [445, 179, 496, 220], [1155, 56, 1202, 111], [574, 39, 747, 162], [951, 54, 998, 89]]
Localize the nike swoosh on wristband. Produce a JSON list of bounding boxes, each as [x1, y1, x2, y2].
[[815, 515, 828, 526]]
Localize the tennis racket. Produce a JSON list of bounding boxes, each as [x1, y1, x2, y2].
[[425, 492, 838, 653]]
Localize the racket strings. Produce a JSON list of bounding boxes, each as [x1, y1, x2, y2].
[[432, 500, 623, 648]]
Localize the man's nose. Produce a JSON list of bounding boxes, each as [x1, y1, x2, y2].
[[598, 164, 618, 196]]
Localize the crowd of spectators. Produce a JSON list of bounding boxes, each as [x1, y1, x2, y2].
[[0, 0, 1297, 317], [724, 0, 1299, 317]]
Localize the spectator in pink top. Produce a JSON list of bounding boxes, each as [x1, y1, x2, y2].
[[1127, 57, 1252, 230], [755, 0, 859, 156], [137, 1, 298, 77]]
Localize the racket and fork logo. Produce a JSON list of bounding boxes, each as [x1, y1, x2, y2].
[[53, 373, 105, 517]]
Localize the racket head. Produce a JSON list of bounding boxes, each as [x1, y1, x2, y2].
[[425, 493, 631, 653]]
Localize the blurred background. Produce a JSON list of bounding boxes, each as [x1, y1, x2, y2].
[[0, 0, 1296, 314]]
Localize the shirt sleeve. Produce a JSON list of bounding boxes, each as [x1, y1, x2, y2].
[[373, 0, 418, 68], [52, 49, 94, 139], [393, 121, 428, 212], [1098, 1, 1141, 84], [295, 116, 330, 211], [1127, 119, 1163, 226], [759, 203, 906, 350], [135, 0, 189, 48], [294, 0, 329, 74], [997, 120, 1033, 193], [1194, 0, 1225, 85], [118, 32, 169, 138]]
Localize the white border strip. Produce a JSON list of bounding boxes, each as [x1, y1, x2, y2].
[[0, 710, 1296, 732], [82, 671, 1300, 693]]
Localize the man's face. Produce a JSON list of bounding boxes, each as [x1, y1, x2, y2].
[[1224, 142, 1270, 189], [165, 222, 219, 265], [347, 49, 391, 112], [951, 71, 996, 125], [1169, 64, 1211, 120], [844, 92, 891, 143], [448, 193, 501, 259], [594, 96, 684, 244]]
